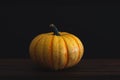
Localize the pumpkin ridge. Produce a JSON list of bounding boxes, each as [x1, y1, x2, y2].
[[61, 36, 69, 68], [50, 35, 54, 69], [58, 37, 62, 69], [33, 36, 43, 64]]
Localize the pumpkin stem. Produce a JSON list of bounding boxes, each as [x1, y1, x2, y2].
[[49, 24, 60, 36]]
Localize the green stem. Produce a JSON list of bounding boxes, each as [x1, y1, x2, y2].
[[49, 24, 60, 36]]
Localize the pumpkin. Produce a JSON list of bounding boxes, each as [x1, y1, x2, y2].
[[29, 24, 84, 70]]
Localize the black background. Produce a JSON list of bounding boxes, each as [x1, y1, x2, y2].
[[0, 2, 120, 59]]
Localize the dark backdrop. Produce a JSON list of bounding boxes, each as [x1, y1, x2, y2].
[[0, 2, 120, 59]]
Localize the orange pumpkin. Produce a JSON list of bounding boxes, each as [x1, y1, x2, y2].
[[29, 24, 84, 70]]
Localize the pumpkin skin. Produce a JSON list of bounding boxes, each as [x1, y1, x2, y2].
[[29, 26, 84, 70]]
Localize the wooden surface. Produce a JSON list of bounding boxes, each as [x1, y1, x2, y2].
[[0, 59, 120, 80]]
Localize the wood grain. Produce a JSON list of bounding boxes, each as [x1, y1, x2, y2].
[[0, 59, 120, 80]]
